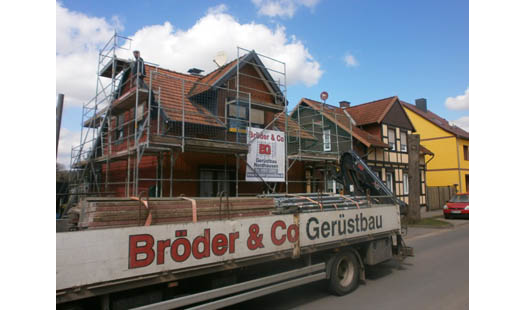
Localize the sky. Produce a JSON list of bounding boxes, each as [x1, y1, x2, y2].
[[56, 0, 469, 167]]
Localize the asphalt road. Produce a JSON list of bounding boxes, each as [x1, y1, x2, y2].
[[230, 220, 469, 310]]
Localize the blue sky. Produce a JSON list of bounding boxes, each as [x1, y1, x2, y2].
[[56, 0, 469, 165]]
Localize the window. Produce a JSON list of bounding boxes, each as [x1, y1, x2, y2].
[[199, 168, 235, 197], [323, 129, 331, 151], [400, 131, 407, 152], [403, 173, 409, 194], [115, 114, 125, 142], [463, 145, 469, 161], [229, 104, 247, 119], [136, 102, 145, 121], [326, 177, 344, 194], [251, 108, 265, 127], [386, 172, 394, 194], [228, 101, 249, 132], [388, 128, 396, 151]]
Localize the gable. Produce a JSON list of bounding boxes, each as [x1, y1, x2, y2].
[[403, 107, 453, 139], [212, 52, 284, 105], [401, 101, 468, 140], [382, 100, 415, 131], [231, 63, 276, 104]]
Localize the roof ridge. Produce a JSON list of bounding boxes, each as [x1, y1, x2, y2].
[[146, 64, 198, 79], [349, 95, 397, 109], [401, 100, 469, 137]]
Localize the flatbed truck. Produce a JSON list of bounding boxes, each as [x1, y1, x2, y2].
[[57, 151, 413, 309]]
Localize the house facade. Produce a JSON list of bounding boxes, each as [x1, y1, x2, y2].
[[401, 99, 469, 193], [291, 97, 431, 207], [78, 50, 315, 198]]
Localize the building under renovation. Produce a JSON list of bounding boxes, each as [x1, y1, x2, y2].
[[67, 33, 429, 209]]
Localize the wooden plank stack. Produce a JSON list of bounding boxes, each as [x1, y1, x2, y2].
[[74, 197, 276, 230]]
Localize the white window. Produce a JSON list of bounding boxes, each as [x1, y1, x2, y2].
[[388, 128, 396, 151], [323, 129, 331, 151], [400, 131, 407, 152], [115, 114, 125, 142], [403, 173, 409, 194], [326, 178, 343, 193], [136, 102, 145, 121], [386, 172, 394, 193]]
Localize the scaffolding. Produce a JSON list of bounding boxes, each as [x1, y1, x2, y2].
[[68, 33, 132, 204], [65, 33, 363, 211]]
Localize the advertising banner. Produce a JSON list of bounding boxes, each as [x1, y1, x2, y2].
[[246, 127, 285, 182]]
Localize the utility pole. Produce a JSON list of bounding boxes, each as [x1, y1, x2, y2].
[[408, 134, 421, 222], [56, 94, 65, 158]]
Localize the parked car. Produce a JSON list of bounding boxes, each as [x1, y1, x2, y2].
[[443, 193, 469, 219]]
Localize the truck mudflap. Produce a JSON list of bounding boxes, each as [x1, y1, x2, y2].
[[393, 234, 414, 258]]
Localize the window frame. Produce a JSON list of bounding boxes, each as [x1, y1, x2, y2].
[[386, 172, 394, 194], [400, 131, 407, 152], [323, 129, 331, 151], [388, 128, 396, 151], [463, 145, 469, 161]]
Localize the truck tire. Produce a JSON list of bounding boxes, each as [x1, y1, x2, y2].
[[328, 251, 360, 296]]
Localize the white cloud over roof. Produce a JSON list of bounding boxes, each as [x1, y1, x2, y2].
[[445, 87, 469, 111]]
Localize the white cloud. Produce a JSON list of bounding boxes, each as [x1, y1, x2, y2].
[[57, 3, 324, 167], [450, 116, 469, 132], [56, 2, 122, 107], [207, 4, 228, 15], [344, 53, 358, 67], [126, 8, 323, 86], [252, 0, 321, 18], [445, 88, 469, 111], [57, 127, 81, 168], [57, 2, 323, 109]]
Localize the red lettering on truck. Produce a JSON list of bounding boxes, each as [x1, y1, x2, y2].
[[128, 230, 242, 269], [270, 221, 299, 246], [129, 234, 155, 269]]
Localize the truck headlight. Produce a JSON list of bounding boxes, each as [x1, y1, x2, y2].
[[465, 205, 469, 210], [443, 204, 448, 210]]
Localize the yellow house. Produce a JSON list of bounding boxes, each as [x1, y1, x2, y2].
[[401, 99, 469, 193]]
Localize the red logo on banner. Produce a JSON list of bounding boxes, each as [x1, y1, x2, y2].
[[259, 144, 271, 155]]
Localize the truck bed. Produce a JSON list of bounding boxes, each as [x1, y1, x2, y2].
[[57, 203, 400, 296]]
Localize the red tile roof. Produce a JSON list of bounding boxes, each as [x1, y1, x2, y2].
[[188, 58, 240, 97], [298, 98, 389, 148], [346, 96, 398, 126], [144, 65, 225, 128], [400, 101, 469, 139]]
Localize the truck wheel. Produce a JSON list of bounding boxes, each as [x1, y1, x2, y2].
[[328, 251, 360, 296]]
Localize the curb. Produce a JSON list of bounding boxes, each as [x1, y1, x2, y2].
[[408, 223, 453, 229], [404, 220, 468, 241]]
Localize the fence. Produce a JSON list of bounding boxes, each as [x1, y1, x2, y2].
[[426, 186, 457, 211]]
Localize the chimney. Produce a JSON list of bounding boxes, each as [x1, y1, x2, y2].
[[188, 68, 204, 76], [339, 101, 351, 108], [415, 98, 427, 112]]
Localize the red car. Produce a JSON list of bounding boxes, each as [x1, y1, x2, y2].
[[443, 193, 469, 219]]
